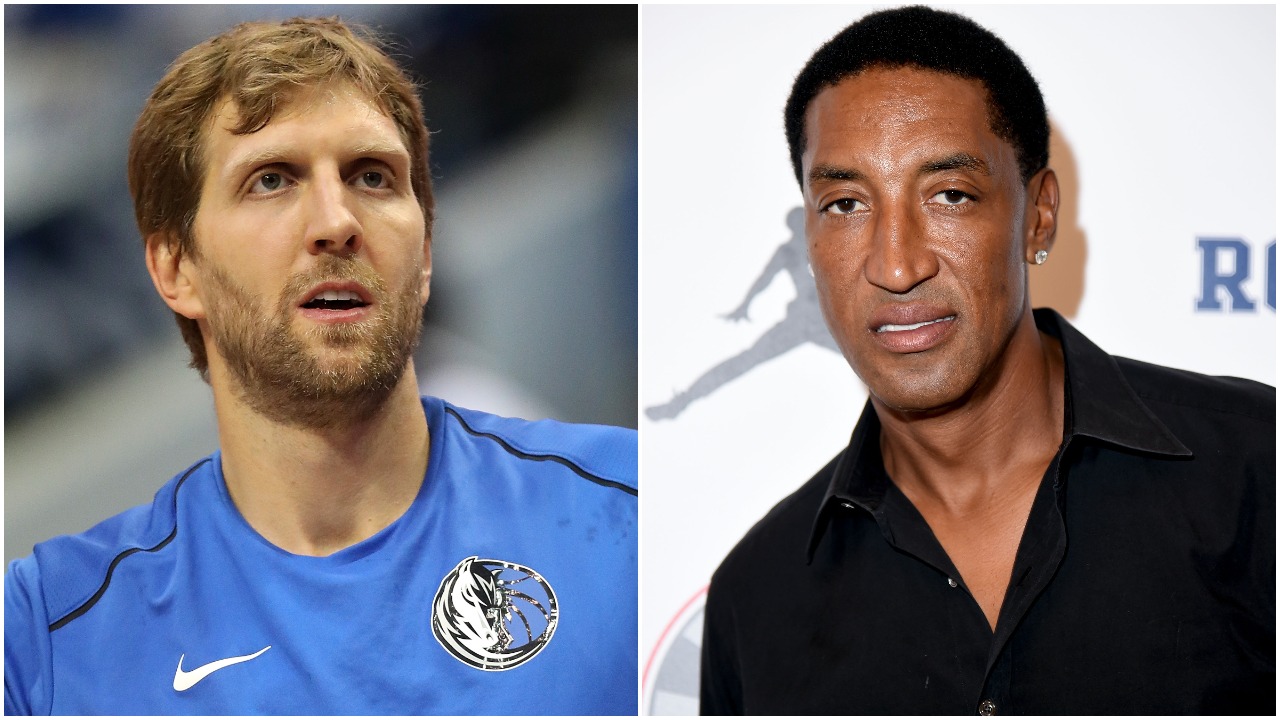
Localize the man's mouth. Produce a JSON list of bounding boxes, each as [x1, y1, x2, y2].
[[867, 305, 957, 353], [875, 315, 956, 333], [301, 289, 369, 311]]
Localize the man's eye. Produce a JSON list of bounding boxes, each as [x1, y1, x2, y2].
[[932, 189, 972, 206], [357, 171, 388, 189], [249, 172, 287, 194], [824, 198, 864, 215]]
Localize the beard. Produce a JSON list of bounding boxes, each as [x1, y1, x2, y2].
[[201, 254, 424, 430]]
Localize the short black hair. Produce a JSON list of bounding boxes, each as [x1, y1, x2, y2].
[[784, 6, 1049, 187]]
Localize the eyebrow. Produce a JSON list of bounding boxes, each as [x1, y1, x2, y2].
[[348, 141, 409, 159], [807, 152, 991, 188], [808, 164, 868, 185], [224, 149, 287, 180], [224, 142, 409, 180], [919, 152, 990, 176]]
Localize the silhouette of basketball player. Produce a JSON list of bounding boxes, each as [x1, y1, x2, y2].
[[646, 207, 839, 421]]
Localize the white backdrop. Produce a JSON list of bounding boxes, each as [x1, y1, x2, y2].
[[639, 5, 1276, 714]]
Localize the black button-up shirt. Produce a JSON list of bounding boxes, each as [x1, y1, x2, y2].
[[701, 310, 1274, 714]]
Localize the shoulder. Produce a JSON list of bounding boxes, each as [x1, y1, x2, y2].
[[702, 452, 838, 708], [6, 555, 52, 714], [431, 398, 637, 495], [1116, 358, 1275, 461], [1102, 359, 1273, 561], [5, 457, 212, 714], [711, 455, 836, 592], [16, 457, 213, 632], [1117, 356, 1274, 424]]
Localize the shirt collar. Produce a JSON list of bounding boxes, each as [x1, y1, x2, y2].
[[806, 308, 1192, 562]]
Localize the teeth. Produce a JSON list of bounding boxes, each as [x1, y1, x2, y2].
[[313, 289, 362, 303], [876, 315, 954, 333]]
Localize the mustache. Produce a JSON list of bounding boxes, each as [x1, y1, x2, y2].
[[277, 255, 390, 311]]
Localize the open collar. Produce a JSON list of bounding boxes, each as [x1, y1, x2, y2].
[[806, 308, 1192, 563]]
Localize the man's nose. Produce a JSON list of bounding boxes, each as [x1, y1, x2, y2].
[[303, 175, 363, 255], [863, 202, 938, 294]]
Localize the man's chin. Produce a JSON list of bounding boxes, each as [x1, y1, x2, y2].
[[213, 341, 414, 430], [294, 344, 412, 395], [862, 372, 971, 418], [307, 347, 380, 375], [242, 369, 406, 430]]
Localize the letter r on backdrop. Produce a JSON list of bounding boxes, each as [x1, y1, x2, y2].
[[1196, 237, 1258, 312]]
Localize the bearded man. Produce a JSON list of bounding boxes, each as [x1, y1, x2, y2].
[[4, 18, 636, 715]]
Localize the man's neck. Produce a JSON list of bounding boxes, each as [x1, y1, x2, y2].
[[873, 313, 1066, 517], [211, 363, 430, 557]]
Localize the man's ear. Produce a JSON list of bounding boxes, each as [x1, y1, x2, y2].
[[419, 234, 433, 306], [144, 233, 206, 320], [1024, 168, 1060, 262]]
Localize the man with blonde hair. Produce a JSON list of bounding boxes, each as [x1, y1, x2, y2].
[[4, 17, 637, 715]]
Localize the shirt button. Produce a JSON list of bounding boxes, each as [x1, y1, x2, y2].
[[978, 699, 997, 715], [947, 578, 958, 588]]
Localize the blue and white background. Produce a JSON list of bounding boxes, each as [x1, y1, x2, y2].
[[640, 5, 1275, 713]]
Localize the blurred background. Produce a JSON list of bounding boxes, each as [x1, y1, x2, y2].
[[5, 5, 638, 563]]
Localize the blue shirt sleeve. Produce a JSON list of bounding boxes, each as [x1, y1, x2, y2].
[[5, 557, 52, 715]]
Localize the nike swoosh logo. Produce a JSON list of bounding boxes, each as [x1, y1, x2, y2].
[[173, 645, 271, 691]]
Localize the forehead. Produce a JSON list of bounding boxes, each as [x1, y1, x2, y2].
[[802, 67, 1013, 179], [202, 82, 408, 170]]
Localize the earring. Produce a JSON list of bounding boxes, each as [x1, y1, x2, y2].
[[1033, 249, 1048, 265]]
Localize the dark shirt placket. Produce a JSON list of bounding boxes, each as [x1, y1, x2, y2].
[[836, 443, 1072, 715], [978, 448, 1070, 715]]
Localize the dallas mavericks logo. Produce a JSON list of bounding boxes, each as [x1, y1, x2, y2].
[[432, 556, 559, 671]]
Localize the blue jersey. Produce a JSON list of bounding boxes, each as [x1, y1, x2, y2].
[[4, 397, 637, 714]]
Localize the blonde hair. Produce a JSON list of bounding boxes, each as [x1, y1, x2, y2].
[[127, 16, 433, 376]]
